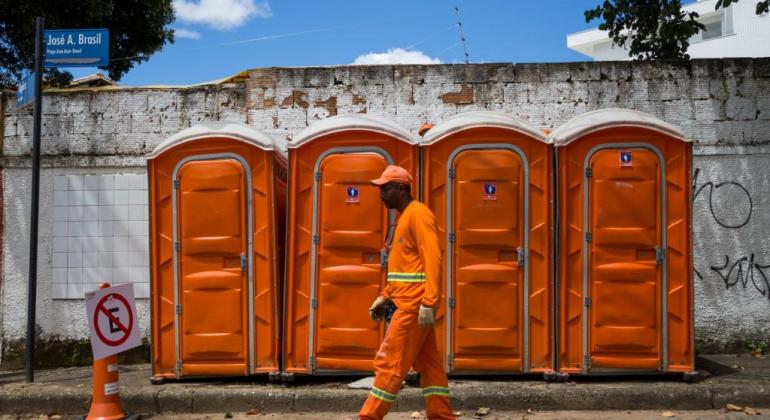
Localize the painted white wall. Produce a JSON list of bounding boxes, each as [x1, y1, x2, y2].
[[1, 167, 151, 362], [568, 0, 770, 60]]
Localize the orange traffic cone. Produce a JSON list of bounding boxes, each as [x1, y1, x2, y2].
[[87, 283, 126, 420]]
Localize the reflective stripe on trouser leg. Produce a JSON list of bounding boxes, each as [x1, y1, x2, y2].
[[359, 310, 423, 420], [359, 310, 455, 420], [422, 386, 450, 397], [413, 324, 455, 420]]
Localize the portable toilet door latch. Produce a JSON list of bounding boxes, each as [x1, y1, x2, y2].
[[240, 254, 247, 272], [655, 246, 665, 265], [516, 247, 526, 267]]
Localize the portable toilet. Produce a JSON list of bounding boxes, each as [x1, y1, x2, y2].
[[551, 108, 694, 378], [283, 114, 419, 377], [420, 111, 554, 376], [148, 122, 285, 381]]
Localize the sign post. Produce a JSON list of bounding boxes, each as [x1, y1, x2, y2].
[[25, 15, 45, 384]]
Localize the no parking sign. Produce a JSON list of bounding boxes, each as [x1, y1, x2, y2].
[[85, 283, 141, 360]]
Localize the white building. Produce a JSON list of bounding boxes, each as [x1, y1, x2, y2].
[[568, 0, 770, 60]]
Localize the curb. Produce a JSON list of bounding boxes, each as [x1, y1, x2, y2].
[[1, 381, 769, 415]]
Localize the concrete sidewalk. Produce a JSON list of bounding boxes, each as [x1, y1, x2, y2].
[[0, 354, 767, 416]]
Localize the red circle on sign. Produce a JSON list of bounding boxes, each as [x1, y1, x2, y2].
[[93, 293, 134, 347]]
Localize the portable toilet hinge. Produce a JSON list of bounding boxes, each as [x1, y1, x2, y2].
[[655, 246, 665, 265], [176, 361, 183, 372], [311, 298, 318, 310], [584, 355, 591, 369], [448, 297, 456, 309], [175, 304, 182, 315], [517, 247, 526, 266], [314, 171, 322, 181], [240, 255, 248, 272], [585, 167, 592, 178], [174, 241, 181, 252], [447, 354, 454, 370], [310, 356, 317, 370], [585, 232, 592, 243], [448, 168, 456, 179], [584, 296, 592, 308], [449, 232, 456, 243], [313, 235, 320, 245], [173, 179, 180, 189]]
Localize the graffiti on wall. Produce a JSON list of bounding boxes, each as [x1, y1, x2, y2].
[[693, 168, 769, 299]]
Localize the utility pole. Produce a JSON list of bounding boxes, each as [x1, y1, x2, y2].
[[454, 6, 470, 64]]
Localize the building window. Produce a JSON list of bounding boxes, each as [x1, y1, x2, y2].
[[702, 18, 723, 40], [52, 174, 150, 300]]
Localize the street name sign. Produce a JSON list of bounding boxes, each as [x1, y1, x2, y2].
[[44, 29, 109, 67], [16, 73, 35, 109]]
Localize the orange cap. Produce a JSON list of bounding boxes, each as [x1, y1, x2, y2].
[[370, 165, 412, 186]]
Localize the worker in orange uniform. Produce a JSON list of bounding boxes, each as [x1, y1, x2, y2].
[[359, 165, 455, 420]]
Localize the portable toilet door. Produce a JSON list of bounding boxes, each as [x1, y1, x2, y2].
[[420, 111, 554, 375], [283, 114, 419, 376], [551, 108, 694, 377], [148, 122, 284, 380]]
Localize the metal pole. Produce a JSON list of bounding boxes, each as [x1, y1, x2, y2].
[[25, 15, 44, 383]]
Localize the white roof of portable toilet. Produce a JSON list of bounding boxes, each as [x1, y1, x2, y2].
[[148, 121, 275, 158], [549, 108, 689, 146], [289, 114, 418, 149], [421, 111, 548, 145]]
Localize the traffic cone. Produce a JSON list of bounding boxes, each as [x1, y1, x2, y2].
[[87, 283, 126, 420]]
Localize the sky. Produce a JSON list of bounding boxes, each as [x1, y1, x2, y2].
[[64, 0, 619, 86]]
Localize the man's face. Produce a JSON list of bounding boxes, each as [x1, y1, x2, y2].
[[378, 182, 402, 209]]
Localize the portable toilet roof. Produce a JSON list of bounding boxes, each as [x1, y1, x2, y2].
[[289, 114, 418, 149], [148, 121, 275, 158], [549, 108, 689, 146], [421, 110, 548, 145]]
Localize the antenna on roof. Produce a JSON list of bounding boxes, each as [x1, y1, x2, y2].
[[454, 6, 470, 64]]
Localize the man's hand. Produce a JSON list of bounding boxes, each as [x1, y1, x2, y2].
[[369, 296, 389, 322], [418, 305, 435, 328]]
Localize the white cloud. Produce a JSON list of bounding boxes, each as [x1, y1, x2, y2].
[[352, 48, 442, 65], [174, 28, 202, 40], [174, 0, 272, 30]]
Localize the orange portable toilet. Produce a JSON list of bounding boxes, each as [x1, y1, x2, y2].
[[283, 114, 419, 377], [148, 122, 285, 381], [420, 111, 554, 376], [552, 108, 695, 378]]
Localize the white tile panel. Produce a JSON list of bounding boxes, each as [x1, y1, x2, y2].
[[53, 207, 68, 222], [54, 177, 68, 191], [51, 173, 150, 299], [84, 190, 99, 206], [114, 190, 130, 205], [84, 175, 100, 190], [54, 191, 68, 206], [67, 175, 84, 191]]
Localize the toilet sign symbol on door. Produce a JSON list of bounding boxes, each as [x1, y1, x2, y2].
[[483, 183, 497, 200], [346, 185, 360, 203], [620, 151, 632, 166]]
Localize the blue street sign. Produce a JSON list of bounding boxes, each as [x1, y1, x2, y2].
[[44, 29, 109, 67], [16, 73, 35, 109]]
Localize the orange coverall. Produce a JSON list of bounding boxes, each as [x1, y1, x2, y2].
[[359, 201, 454, 420]]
